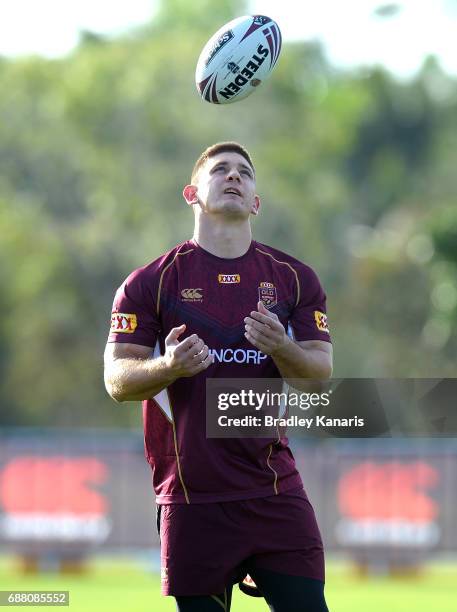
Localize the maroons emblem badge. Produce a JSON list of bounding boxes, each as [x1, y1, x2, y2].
[[258, 281, 277, 308]]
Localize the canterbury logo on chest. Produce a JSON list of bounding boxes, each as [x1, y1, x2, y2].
[[181, 288, 203, 301]]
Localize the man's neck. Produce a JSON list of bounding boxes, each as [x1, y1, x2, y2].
[[192, 221, 252, 259]]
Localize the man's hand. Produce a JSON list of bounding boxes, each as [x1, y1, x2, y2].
[[243, 302, 332, 380], [244, 301, 289, 356], [103, 324, 213, 402], [164, 324, 213, 377]]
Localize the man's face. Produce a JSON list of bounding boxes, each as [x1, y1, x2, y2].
[[190, 152, 259, 218]]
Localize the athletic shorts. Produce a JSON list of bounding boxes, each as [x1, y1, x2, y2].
[[158, 486, 325, 596]]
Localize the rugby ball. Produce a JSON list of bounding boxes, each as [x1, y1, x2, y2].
[[195, 15, 282, 105]]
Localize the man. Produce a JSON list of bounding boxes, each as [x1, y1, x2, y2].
[[104, 142, 332, 611]]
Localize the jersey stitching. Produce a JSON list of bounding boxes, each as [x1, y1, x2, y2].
[[167, 388, 190, 504], [210, 595, 226, 610], [255, 248, 300, 307], [156, 249, 194, 317], [266, 443, 279, 495]]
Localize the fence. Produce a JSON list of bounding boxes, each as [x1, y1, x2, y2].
[[0, 429, 456, 567]]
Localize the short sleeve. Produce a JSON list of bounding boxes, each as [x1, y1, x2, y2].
[[107, 269, 161, 347], [289, 265, 331, 343]]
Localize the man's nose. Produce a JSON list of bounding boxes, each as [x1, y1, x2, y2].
[[227, 168, 241, 181]]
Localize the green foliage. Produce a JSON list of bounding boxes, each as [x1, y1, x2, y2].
[[1, 0, 457, 425], [154, 0, 247, 30]]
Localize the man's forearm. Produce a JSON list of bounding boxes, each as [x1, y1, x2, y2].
[[271, 337, 332, 380], [105, 356, 177, 402]]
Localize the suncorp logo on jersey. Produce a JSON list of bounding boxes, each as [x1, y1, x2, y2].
[[209, 348, 268, 365]]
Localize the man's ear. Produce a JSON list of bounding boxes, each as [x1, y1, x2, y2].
[[183, 185, 199, 205], [251, 195, 261, 216]]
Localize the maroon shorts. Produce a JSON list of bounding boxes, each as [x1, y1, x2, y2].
[[158, 486, 325, 596]]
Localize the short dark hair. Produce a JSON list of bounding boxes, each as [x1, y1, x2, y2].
[[191, 142, 255, 183]]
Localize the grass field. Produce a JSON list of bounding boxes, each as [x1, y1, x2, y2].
[[1, 556, 456, 611]]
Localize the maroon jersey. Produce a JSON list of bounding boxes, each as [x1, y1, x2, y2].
[[108, 239, 331, 504]]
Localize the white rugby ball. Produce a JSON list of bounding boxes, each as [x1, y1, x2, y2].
[[195, 15, 282, 105]]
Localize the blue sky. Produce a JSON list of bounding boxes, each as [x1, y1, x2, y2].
[[1, 0, 457, 77]]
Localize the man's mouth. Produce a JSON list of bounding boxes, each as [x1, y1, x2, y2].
[[224, 187, 242, 196]]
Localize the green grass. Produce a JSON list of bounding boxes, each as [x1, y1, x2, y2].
[[0, 556, 456, 611]]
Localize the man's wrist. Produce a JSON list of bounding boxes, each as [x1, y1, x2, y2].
[[155, 355, 179, 385], [270, 334, 292, 359]]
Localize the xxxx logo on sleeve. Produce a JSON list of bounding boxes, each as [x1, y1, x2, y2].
[[111, 312, 137, 333], [258, 281, 277, 308], [314, 311, 330, 333]]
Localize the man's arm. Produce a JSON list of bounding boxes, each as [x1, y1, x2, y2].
[[104, 324, 213, 402], [244, 301, 333, 380], [269, 338, 332, 380]]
